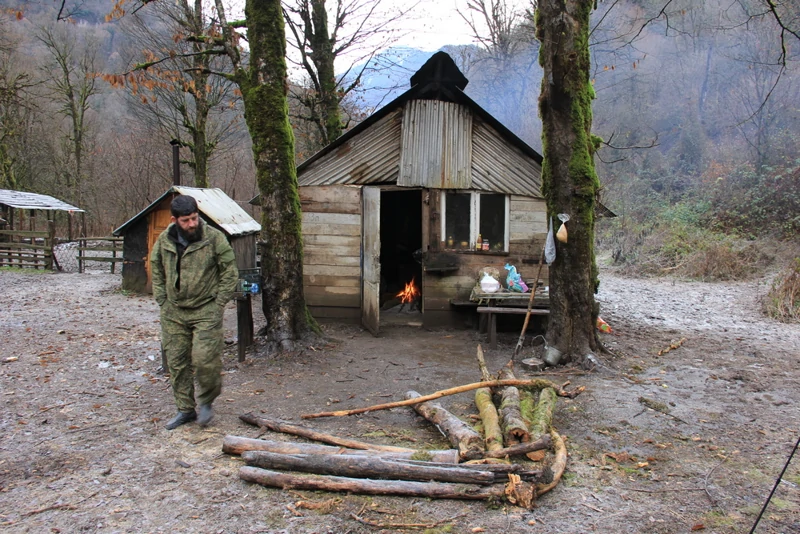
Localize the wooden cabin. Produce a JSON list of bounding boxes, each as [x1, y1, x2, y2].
[[253, 52, 550, 332], [113, 186, 260, 293]]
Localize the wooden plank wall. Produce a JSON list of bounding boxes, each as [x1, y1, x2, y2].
[[301, 186, 362, 320], [422, 193, 548, 326]]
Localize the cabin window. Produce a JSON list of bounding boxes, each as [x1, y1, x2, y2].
[[441, 191, 509, 252]]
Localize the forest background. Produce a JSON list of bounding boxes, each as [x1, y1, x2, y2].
[[0, 0, 798, 290]]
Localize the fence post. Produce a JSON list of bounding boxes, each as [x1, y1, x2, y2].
[[45, 220, 55, 270]]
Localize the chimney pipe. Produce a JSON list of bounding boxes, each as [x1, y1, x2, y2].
[[170, 139, 181, 186]]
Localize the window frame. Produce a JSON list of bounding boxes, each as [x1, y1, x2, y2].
[[440, 191, 510, 252]]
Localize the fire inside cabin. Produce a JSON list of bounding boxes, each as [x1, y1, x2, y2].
[[379, 189, 422, 317]]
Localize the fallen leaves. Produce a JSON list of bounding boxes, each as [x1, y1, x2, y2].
[[658, 338, 687, 356]]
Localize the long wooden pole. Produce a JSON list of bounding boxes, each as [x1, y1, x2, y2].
[[301, 379, 583, 419], [514, 244, 547, 357], [239, 413, 414, 452], [222, 435, 460, 463], [239, 466, 536, 507], [241, 451, 495, 485]]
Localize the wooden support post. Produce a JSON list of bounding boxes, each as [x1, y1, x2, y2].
[[236, 293, 253, 362]]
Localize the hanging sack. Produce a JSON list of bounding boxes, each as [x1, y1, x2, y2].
[[545, 217, 556, 264]]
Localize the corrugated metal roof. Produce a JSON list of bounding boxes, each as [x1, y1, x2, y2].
[[114, 186, 260, 237], [472, 118, 542, 197], [298, 109, 402, 186], [0, 189, 84, 212], [398, 101, 472, 189]]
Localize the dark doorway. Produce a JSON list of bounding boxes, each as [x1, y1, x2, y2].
[[379, 189, 422, 311]]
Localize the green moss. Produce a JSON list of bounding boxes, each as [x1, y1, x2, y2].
[[410, 450, 433, 462]]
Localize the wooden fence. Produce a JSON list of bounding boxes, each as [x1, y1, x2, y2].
[[0, 222, 56, 270], [77, 237, 124, 274]]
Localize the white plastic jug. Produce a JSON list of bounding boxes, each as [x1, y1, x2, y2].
[[480, 273, 500, 293]]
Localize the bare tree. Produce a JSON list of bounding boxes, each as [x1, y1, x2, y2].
[[0, 17, 37, 190], [36, 23, 101, 206], [283, 0, 413, 149], [120, 0, 240, 187]]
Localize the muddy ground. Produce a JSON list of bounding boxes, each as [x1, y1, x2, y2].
[[1, 266, 799, 534]]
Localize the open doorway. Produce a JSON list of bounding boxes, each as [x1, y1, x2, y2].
[[379, 189, 422, 323]]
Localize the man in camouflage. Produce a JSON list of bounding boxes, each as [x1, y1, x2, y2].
[[150, 195, 238, 430]]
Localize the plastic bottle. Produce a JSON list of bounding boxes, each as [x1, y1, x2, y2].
[[476, 233, 482, 250]]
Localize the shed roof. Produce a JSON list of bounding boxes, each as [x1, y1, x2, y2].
[[113, 186, 260, 237], [297, 52, 542, 182], [0, 189, 84, 212], [250, 52, 543, 205]]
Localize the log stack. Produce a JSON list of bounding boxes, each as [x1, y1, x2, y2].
[[224, 346, 582, 509]]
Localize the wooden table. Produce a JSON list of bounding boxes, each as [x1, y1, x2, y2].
[[462, 288, 551, 349]]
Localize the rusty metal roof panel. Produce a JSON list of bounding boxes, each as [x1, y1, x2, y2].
[[472, 118, 542, 198], [298, 109, 402, 186], [0, 189, 84, 212], [172, 186, 260, 236], [114, 186, 260, 237], [398, 100, 472, 189]]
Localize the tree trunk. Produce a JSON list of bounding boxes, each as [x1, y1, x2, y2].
[[241, 451, 495, 484], [309, 0, 342, 144], [239, 466, 536, 507], [405, 391, 485, 461], [222, 435, 459, 463], [242, 0, 318, 351], [537, 0, 601, 365]]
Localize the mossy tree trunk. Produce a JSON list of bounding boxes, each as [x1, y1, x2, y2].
[[309, 0, 342, 144], [218, 0, 318, 350], [536, 0, 600, 365]]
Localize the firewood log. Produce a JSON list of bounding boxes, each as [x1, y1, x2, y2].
[[238, 413, 413, 452], [239, 466, 537, 508], [241, 451, 494, 485], [222, 436, 459, 463], [476, 344, 493, 382], [394, 459, 547, 483], [404, 391, 485, 461], [536, 429, 566, 496], [475, 387, 504, 452], [529, 387, 557, 439], [483, 433, 551, 459], [495, 363, 530, 445]]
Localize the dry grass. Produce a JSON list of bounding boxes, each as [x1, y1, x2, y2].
[[763, 258, 800, 322]]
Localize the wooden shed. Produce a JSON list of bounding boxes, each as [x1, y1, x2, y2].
[[0, 189, 85, 270], [113, 186, 261, 294], [254, 52, 550, 332]]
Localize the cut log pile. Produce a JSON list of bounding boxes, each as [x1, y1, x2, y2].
[[223, 345, 584, 509]]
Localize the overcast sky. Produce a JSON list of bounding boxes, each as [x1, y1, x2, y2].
[[394, 0, 477, 50]]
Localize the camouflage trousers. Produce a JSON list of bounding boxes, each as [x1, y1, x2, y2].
[[160, 299, 223, 412]]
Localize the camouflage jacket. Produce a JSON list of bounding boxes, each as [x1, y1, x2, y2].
[[150, 219, 238, 309]]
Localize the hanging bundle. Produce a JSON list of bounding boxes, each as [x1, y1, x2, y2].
[[556, 213, 570, 243]]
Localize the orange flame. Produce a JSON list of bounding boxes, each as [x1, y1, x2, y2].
[[396, 278, 419, 304]]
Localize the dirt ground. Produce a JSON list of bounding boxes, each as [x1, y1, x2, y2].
[[1, 266, 800, 534]]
